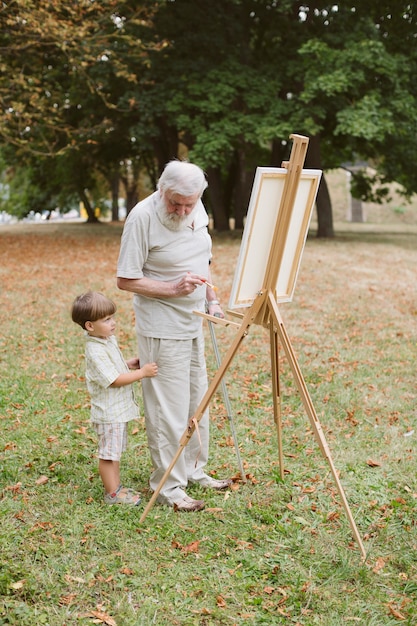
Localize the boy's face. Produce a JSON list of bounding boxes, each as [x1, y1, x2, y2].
[[85, 315, 116, 339]]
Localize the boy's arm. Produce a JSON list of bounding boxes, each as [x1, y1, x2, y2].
[[110, 362, 158, 387]]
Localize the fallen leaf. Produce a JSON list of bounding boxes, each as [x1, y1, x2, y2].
[[29, 521, 54, 532], [95, 574, 113, 584], [65, 575, 86, 584], [4, 442, 17, 451], [182, 540, 200, 554], [373, 557, 385, 573], [36, 475, 49, 485], [326, 511, 340, 521], [59, 594, 77, 606], [366, 459, 381, 467], [6, 482, 22, 493], [10, 580, 25, 590], [200, 608, 212, 615], [388, 604, 406, 620], [86, 609, 117, 626]]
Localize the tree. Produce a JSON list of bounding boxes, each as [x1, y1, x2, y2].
[[132, 1, 417, 235], [134, 0, 297, 229], [1, 1, 416, 234], [297, 2, 417, 233], [0, 0, 158, 221]]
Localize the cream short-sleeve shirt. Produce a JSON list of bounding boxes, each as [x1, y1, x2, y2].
[[117, 192, 212, 340]]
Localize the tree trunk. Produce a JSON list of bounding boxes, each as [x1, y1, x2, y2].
[[233, 147, 253, 230], [126, 188, 139, 212], [270, 139, 289, 167], [111, 173, 119, 222], [153, 119, 180, 173], [79, 189, 99, 223], [315, 174, 334, 238], [120, 170, 139, 214], [206, 166, 229, 231], [304, 135, 334, 238]]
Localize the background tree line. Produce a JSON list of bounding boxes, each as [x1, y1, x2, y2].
[[0, 1, 416, 236]]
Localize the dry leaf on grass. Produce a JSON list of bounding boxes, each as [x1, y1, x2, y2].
[[387, 604, 406, 620], [366, 459, 382, 467], [372, 557, 386, 573], [10, 580, 25, 590], [83, 609, 117, 626]]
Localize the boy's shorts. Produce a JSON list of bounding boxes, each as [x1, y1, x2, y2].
[[91, 422, 128, 461]]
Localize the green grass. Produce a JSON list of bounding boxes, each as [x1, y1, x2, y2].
[[0, 223, 416, 625]]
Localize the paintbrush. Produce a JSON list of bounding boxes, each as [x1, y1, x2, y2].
[[202, 278, 218, 291]]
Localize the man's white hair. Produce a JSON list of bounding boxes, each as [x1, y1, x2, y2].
[[157, 160, 208, 197]]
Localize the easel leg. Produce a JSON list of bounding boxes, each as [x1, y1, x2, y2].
[[270, 324, 284, 480], [268, 293, 366, 560], [208, 320, 246, 482]]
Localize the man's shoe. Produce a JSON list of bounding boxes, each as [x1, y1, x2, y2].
[[198, 477, 232, 490], [173, 495, 205, 512]]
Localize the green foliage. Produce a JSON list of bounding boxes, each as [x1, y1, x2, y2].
[[349, 170, 391, 204], [1, 1, 417, 225]]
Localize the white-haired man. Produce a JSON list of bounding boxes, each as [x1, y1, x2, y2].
[[117, 160, 231, 511]]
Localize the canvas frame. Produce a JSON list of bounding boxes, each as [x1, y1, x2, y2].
[[228, 167, 322, 309]]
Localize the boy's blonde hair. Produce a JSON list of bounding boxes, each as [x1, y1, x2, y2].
[[71, 291, 116, 330]]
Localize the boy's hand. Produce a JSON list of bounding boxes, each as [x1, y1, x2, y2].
[[127, 357, 140, 370], [142, 362, 158, 378]]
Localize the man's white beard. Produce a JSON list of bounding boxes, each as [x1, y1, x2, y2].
[[155, 196, 197, 231]]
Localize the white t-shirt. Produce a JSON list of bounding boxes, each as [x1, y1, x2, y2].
[[117, 191, 212, 339]]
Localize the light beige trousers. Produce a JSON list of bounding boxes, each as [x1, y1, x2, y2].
[[138, 333, 210, 505]]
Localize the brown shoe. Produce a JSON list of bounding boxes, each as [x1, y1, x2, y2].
[[173, 495, 205, 512]]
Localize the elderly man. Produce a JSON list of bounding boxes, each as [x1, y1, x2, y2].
[[117, 160, 231, 511]]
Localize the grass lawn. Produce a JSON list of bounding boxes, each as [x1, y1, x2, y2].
[[0, 219, 416, 625]]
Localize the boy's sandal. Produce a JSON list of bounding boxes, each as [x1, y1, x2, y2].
[[104, 485, 141, 506]]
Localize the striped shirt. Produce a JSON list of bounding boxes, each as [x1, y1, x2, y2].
[[84, 334, 138, 424]]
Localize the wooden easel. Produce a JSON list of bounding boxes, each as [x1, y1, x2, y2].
[[140, 136, 366, 560]]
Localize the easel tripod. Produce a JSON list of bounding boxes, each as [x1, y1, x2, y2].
[[139, 135, 366, 561]]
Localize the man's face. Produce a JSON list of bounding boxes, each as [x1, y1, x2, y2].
[[157, 190, 200, 231]]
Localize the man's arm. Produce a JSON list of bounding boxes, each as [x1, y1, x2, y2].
[[117, 276, 178, 298], [205, 268, 225, 318], [117, 274, 207, 299]]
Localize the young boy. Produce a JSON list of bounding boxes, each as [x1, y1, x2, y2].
[[71, 291, 158, 506]]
